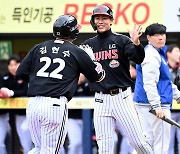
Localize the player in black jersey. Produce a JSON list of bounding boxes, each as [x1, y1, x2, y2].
[[16, 14, 105, 154], [82, 4, 153, 154]]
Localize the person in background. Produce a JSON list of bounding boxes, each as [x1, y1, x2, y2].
[[134, 23, 180, 154], [67, 73, 94, 154], [166, 44, 180, 154], [0, 55, 33, 154]]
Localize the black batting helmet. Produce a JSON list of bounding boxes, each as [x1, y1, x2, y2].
[[90, 4, 113, 31], [53, 14, 80, 39]]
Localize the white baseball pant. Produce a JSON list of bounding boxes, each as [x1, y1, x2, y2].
[[94, 87, 153, 154], [26, 96, 68, 154], [136, 105, 171, 154]]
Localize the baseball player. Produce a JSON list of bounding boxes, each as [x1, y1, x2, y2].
[[82, 4, 153, 154], [16, 14, 105, 154]]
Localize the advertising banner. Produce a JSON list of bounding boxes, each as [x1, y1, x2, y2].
[[164, 0, 180, 32], [0, 98, 179, 110], [0, 0, 179, 33]]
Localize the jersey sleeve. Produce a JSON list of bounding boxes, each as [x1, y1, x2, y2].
[[141, 47, 161, 108], [16, 44, 38, 82], [118, 36, 145, 64], [12, 80, 28, 97], [76, 48, 103, 83]]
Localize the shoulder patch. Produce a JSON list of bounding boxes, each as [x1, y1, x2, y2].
[[17, 79, 23, 84]]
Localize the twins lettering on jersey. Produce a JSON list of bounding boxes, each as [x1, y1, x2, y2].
[[94, 44, 118, 61], [94, 44, 119, 68], [95, 49, 118, 61]]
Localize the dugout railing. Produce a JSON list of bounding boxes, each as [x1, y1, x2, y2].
[[0, 97, 179, 154]]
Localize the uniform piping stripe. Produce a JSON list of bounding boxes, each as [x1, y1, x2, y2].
[[55, 103, 67, 154]]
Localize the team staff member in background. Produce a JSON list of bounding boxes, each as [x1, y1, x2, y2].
[[166, 44, 180, 154], [0, 55, 33, 154], [82, 4, 153, 154], [16, 14, 105, 154], [134, 24, 180, 154]]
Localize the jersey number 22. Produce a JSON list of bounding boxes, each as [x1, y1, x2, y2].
[[36, 57, 65, 80]]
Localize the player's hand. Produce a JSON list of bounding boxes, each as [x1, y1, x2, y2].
[[176, 97, 180, 104], [0, 89, 9, 98], [79, 45, 95, 61], [128, 23, 142, 46], [0, 87, 14, 98], [155, 108, 166, 119]]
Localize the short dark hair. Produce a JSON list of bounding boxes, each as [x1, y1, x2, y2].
[[7, 55, 21, 65], [145, 23, 166, 36], [167, 44, 179, 53]]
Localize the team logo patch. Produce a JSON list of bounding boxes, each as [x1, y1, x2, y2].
[[109, 60, 119, 68], [3, 76, 9, 80], [17, 79, 23, 84]]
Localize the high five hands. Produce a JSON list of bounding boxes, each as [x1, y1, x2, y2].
[[128, 23, 143, 46]]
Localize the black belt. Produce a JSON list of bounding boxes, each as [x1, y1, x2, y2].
[[50, 96, 60, 99], [50, 96, 69, 101], [97, 87, 127, 96]]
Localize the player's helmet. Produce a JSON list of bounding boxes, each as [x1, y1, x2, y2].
[[90, 4, 113, 31], [53, 14, 80, 39]]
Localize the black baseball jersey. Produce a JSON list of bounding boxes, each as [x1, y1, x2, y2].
[[0, 72, 28, 114], [0, 72, 28, 97], [16, 40, 102, 101], [83, 29, 145, 92]]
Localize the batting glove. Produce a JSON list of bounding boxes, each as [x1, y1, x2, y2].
[[94, 62, 106, 82], [94, 61, 103, 74], [0, 87, 14, 98], [79, 45, 95, 61]]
